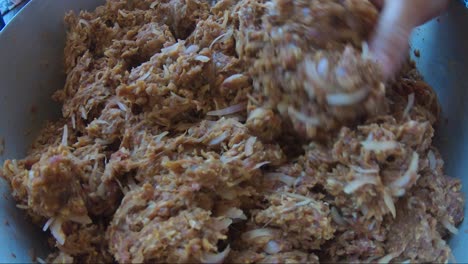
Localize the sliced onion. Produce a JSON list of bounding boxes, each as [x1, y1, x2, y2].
[[343, 176, 377, 194], [36, 257, 46, 264], [304, 58, 327, 88], [391, 152, 419, 191], [161, 42, 181, 54], [403, 93, 415, 118], [264, 240, 281, 254], [252, 161, 270, 170], [50, 217, 66, 245], [288, 107, 320, 126], [222, 74, 249, 87], [185, 44, 199, 54], [361, 140, 398, 152], [150, 1, 158, 8], [378, 253, 399, 264], [200, 245, 231, 264], [222, 10, 229, 28], [61, 125, 68, 147], [69, 215, 92, 225], [361, 42, 371, 60], [383, 189, 396, 218], [195, 55, 210, 62], [245, 137, 256, 156], [138, 70, 152, 81], [326, 89, 369, 106], [155, 131, 169, 143], [209, 30, 232, 50], [248, 108, 267, 120], [207, 103, 246, 116], [28, 170, 35, 181], [71, 114, 76, 130], [442, 219, 459, 234], [330, 207, 346, 226], [42, 217, 55, 232], [80, 106, 87, 120], [264, 172, 296, 187], [428, 150, 436, 171], [350, 165, 379, 174], [78, 19, 90, 27], [118, 10, 129, 17], [241, 228, 275, 241], [224, 207, 247, 220], [208, 131, 229, 146]]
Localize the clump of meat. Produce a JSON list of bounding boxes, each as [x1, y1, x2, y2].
[[237, 0, 387, 139], [0, 0, 464, 263]]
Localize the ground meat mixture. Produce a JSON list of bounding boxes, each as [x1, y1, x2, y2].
[[1, 0, 464, 263]]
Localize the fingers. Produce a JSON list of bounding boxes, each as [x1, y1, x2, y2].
[[370, 0, 449, 79], [370, 0, 412, 79]]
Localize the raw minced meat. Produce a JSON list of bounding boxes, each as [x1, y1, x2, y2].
[[0, 0, 464, 263]]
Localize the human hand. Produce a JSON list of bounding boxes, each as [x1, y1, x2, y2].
[[370, 0, 449, 79]]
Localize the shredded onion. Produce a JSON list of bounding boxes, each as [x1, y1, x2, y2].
[[61, 125, 68, 147], [155, 131, 169, 143], [222, 10, 229, 28], [264, 172, 296, 187], [150, 1, 158, 8], [71, 114, 76, 130], [252, 161, 270, 170], [16, 204, 28, 209], [428, 150, 436, 171], [264, 240, 281, 254], [80, 106, 87, 120], [383, 189, 396, 218], [200, 245, 231, 264], [209, 30, 232, 50], [42, 218, 55, 232], [391, 152, 419, 191], [304, 58, 327, 88], [361, 42, 371, 60], [326, 89, 369, 106], [138, 70, 152, 81], [195, 55, 210, 62], [185, 44, 199, 54], [403, 93, 415, 118], [161, 42, 181, 54], [222, 74, 249, 87], [69, 215, 92, 225], [330, 207, 346, 226], [118, 10, 129, 17], [224, 208, 247, 220], [245, 137, 256, 156], [241, 228, 275, 241], [208, 131, 229, 145], [288, 107, 320, 126], [442, 219, 459, 234], [36, 257, 46, 264], [350, 165, 379, 174], [28, 170, 35, 180], [378, 253, 399, 264], [361, 140, 398, 152], [116, 101, 128, 111], [207, 103, 246, 116], [344, 176, 377, 194], [78, 19, 90, 27], [50, 217, 66, 245], [248, 108, 267, 120]]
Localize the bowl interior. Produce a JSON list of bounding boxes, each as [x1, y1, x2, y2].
[[0, 0, 466, 262]]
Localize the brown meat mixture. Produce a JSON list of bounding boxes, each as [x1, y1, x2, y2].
[[1, 0, 464, 263]]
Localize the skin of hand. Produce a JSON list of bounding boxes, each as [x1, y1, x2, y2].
[[370, 0, 449, 79]]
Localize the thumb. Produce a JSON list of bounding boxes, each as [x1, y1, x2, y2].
[[370, 0, 414, 79]]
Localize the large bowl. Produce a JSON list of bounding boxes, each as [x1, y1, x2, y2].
[[0, 0, 466, 262]]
